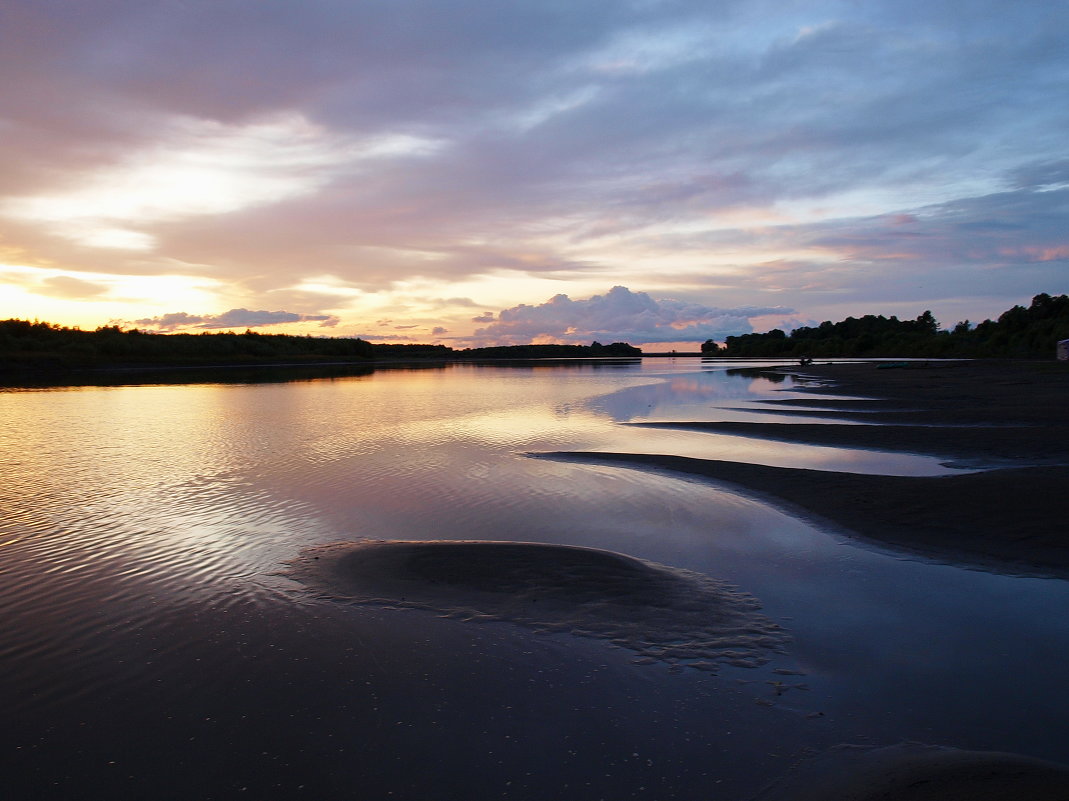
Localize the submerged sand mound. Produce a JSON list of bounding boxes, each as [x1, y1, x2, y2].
[[755, 742, 1069, 801], [290, 540, 788, 671]]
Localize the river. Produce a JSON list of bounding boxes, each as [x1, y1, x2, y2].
[[2, 358, 1066, 799]]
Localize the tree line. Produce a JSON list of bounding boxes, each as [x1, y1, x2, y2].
[[0, 319, 642, 373], [702, 293, 1069, 358], [368, 341, 640, 359], [0, 320, 376, 371]]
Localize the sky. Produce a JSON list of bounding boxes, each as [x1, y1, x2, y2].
[[1, 1, 1066, 350]]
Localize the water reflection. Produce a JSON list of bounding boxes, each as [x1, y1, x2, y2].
[[1, 358, 1067, 800], [595, 426, 962, 475], [589, 370, 797, 421], [574, 365, 956, 474], [0, 362, 378, 389], [0, 355, 647, 392]]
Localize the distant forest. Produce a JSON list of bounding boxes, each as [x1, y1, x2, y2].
[[703, 293, 1069, 359], [0, 318, 641, 373], [3, 293, 1066, 375]]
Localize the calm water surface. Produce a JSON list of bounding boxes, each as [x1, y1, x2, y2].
[[2, 358, 1067, 800]]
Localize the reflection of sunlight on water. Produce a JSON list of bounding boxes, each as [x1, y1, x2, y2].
[[746, 376, 795, 394], [385, 405, 608, 451], [4, 358, 1068, 800], [287, 367, 662, 463]]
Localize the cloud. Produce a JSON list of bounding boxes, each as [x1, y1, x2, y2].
[[1, 113, 443, 254], [1010, 159, 1069, 190], [2, 1, 1068, 331], [133, 308, 340, 331], [467, 286, 791, 345], [133, 312, 207, 330], [647, 178, 1069, 316], [802, 185, 1069, 281], [37, 275, 110, 299], [354, 332, 419, 342], [431, 326, 448, 335]]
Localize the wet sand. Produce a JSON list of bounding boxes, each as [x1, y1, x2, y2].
[[290, 540, 789, 671], [542, 359, 1069, 577], [537, 360, 1069, 797], [755, 743, 1069, 801], [628, 419, 1068, 465]]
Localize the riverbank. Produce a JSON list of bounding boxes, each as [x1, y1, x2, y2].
[[543, 359, 1069, 577]]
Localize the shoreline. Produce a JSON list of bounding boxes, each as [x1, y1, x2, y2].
[[537, 452, 1069, 577], [543, 359, 1069, 577], [0, 354, 647, 388]]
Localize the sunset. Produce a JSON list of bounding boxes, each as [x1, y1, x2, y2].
[[4, 3, 1069, 800], [2, 1, 1065, 347]]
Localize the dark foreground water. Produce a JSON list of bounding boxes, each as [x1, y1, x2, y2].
[[2, 358, 1067, 800]]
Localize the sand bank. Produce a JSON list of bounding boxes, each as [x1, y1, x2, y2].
[[538, 453, 1069, 575], [290, 540, 788, 671], [784, 360, 1069, 425], [628, 420, 1068, 466], [542, 360, 1069, 576]]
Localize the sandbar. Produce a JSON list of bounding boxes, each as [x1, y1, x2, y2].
[[290, 540, 789, 671], [542, 360, 1069, 576]]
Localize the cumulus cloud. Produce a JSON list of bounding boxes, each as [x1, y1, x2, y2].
[[466, 286, 792, 345], [133, 308, 340, 331], [134, 312, 206, 331]]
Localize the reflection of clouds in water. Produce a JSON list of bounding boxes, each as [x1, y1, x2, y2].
[[588, 371, 794, 422], [292, 540, 789, 672]]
